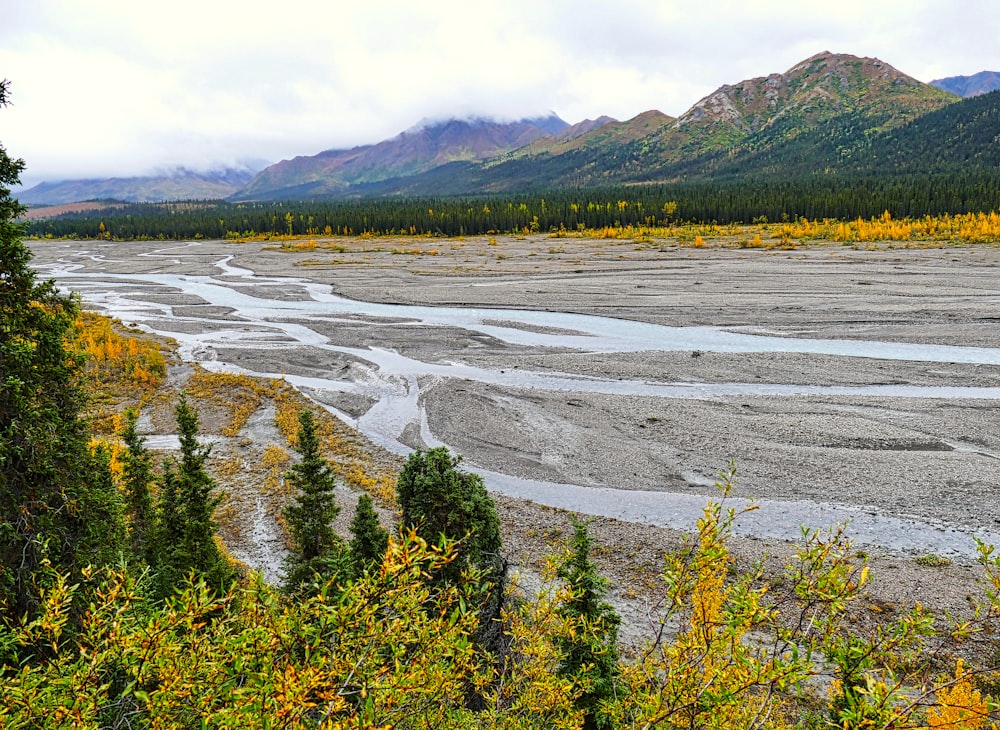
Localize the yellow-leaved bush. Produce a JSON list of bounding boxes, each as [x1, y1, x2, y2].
[[4, 473, 1000, 728], [1, 532, 488, 729]]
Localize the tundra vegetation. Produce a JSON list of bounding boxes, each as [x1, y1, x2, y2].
[[7, 79, 1000, 727]]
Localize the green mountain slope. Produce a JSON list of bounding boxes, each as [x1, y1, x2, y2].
[[519, 51, 958, 188], [305, 51, 960, 198], [650, 88, 1000, 183]]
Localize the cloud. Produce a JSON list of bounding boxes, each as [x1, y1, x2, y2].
[[4, 0, 999, 185]]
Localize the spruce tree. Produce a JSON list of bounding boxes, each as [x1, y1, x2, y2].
[[396, 447, 505, 657], [152, 394, 233, 599], [0, 79, 126, 622], [119, 408, 155, 565], [151, 461, 181, 596], [555, 517, 621, 730], [397, 447, 502, 586], [85, 442, 127, 562], [348, 493, 388, 577], [282, 409, 344, 592]]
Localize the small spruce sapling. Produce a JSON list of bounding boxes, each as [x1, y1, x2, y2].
[[281, 409, 344, 592], [348, 493, 389, 577], [555, 517, 621, 730]]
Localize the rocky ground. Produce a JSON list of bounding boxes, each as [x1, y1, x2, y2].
[[33, 233, 1000, 657]]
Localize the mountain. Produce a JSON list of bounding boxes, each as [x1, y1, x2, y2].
[[233, 115, 569, 201], [506, 51, 958, 187], [22, 52, 977, 205], [645, 87, 999, 184], [19, 166, 263, 206], [620, 52, 961, 182], [298, 51, 960, 197], [931, 71, 1000, 97], [499, 111, 670, 161]]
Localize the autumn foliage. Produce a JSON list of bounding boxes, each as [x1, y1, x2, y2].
[[6, 473, 1000, 727], [73, 311, 167, 389], [8, 292, 1000, 727]]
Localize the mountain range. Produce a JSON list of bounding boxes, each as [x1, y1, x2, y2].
[[19, 53, 1000, 207], [234, 115, 571, 201], [17, 166, 263, 207], [930, 71, 1000, 97]]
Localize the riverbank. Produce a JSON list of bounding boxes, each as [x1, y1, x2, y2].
[[29, 234, 1000, 652]]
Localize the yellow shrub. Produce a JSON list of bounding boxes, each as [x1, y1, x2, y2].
[[73, 311, 167, 390], [927, 660, 993, 729]]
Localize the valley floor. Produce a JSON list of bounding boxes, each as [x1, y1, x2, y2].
[[29, 232, 1000, 654]]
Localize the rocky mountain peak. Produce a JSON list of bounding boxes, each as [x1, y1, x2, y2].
[[674, 51, 946, 135]]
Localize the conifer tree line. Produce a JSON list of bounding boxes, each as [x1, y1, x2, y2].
[[24, 171, 1000, 241]]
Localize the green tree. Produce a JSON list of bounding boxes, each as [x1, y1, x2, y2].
[[152, 460, 182, 586], [348, 493, 389, 577], [0, 78, 125, 624], [397, 447, 506, 658], [397, 447, 502, 585], [281, 409, 344, 592], [85, 442, 127, 561], [555, 517, 621, 730], [152, 394, 233, 599], [119, 408, 155, 565]]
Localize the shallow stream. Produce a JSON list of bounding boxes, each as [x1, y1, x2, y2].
[[39, 245, 1000, 559]]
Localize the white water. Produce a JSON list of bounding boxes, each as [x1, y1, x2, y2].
[[40, 249, 1000, 558]]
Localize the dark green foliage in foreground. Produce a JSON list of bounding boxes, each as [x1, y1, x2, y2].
[[348, 493, 389, 577], [556, 518, 621, 730], [397, 447, 502, 588], [282, 409, 345, 592], [85, 441, 127, 561], [0, 79, 126, 627], [120, 408, 156, 565], [397, 447, 506, 657], [151, 395, 235, 600]]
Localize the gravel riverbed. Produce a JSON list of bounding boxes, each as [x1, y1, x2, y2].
[[29, 235, 1000, 644]]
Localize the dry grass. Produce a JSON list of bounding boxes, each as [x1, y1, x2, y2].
[[76, 311, 403, 576]]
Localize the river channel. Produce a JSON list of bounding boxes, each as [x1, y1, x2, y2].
[[30, 238, 1000, 559]]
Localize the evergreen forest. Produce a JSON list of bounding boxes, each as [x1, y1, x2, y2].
[[22, 172, 1000, 242]]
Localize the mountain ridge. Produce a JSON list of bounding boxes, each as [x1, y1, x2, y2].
[[20, 52, 992, 205], [234, 51, 960, 199], [18, 166, 263, 206], [931, 71, 1000, 97], [233, 114, 569, 201]]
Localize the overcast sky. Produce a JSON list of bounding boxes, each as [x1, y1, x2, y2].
[[2, 0, 998, 187]]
